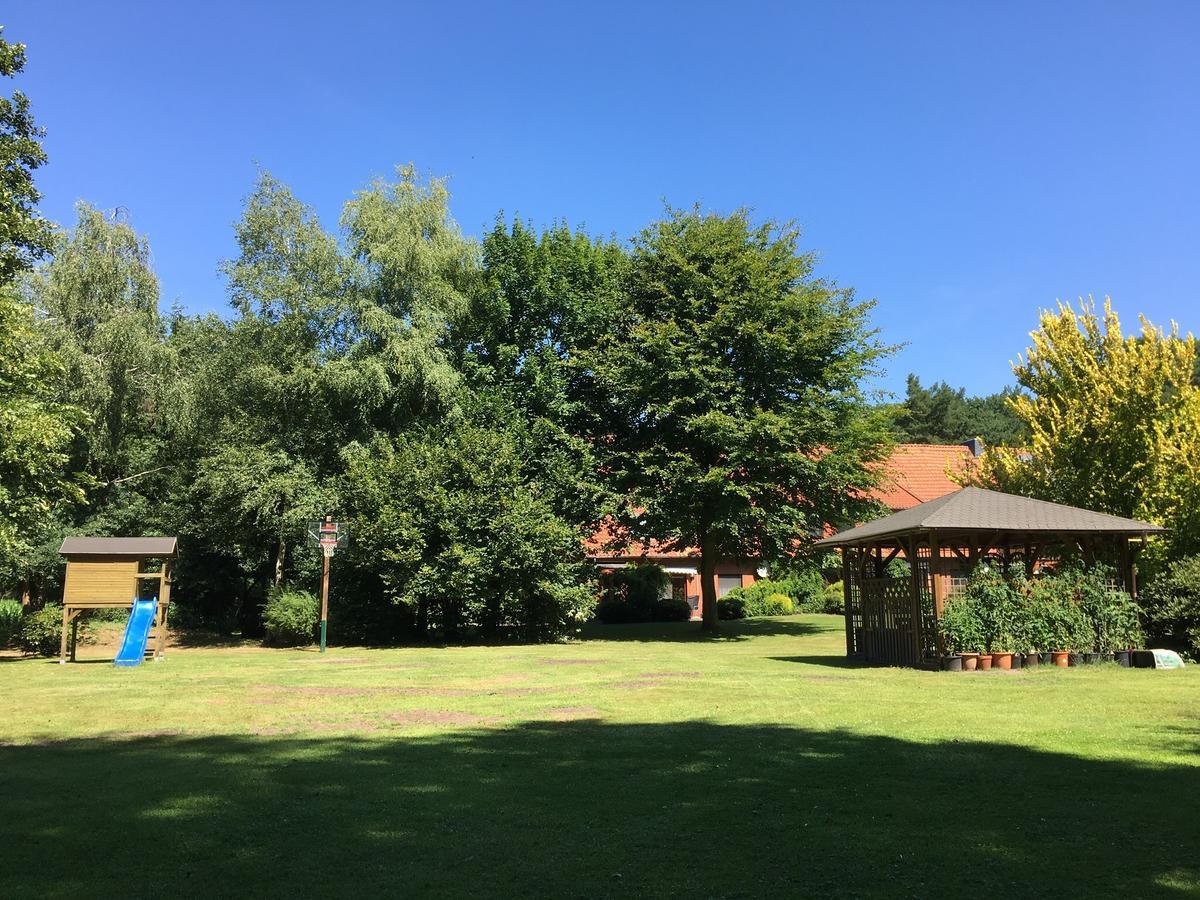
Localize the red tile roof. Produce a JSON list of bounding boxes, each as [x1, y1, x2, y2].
[[869, 444, 974, 510]]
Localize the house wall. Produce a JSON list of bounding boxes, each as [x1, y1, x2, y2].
[[594, 556, 760, 621]]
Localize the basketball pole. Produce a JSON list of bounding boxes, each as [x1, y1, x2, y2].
[[319, 551, 330, 653]]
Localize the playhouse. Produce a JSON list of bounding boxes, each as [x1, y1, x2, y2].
[[58, 536, 177, 664]]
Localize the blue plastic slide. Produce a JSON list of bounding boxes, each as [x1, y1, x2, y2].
[[113, 598, 158, 667]]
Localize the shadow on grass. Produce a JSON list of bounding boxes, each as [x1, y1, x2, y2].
[[2, 722, 1196, 898], [578, 617, 829, 643], [767, 654, 870, 669]]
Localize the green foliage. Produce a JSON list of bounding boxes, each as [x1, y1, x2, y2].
[[820, 581, 845, 614], [0, 27, 54, 282], [0, 285, 86, 581], [343, 415, 596, 641], [650, 598, 693, 622], [716, 595, 747, 620], [0, 598, 22, 646], [18, 603, 64, 656], [263, 587, 319, 647], [595, 598, 643, 625], [963, 567, 1019, 652], [974, 300, 1200, 568], [595, 206, 893, 627], [1141, 554, 1200, 659], [893, 374, 1026, 446], [1025, 574, 1093, 653], [939, 592, 985, 654], [761, 593, 796, 616]]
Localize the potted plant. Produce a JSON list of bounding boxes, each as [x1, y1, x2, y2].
[[939, 593, 984, 672]]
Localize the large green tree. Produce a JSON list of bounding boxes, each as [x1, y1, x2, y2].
[[597, 207, 893, 629], [975, 299, 1200, 567], [893, 374, 1026, 446], [0, 27, 53, 283]]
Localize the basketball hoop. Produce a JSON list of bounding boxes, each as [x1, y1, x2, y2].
[[306, 516, 349, 654], [307, 517, 349, 559]]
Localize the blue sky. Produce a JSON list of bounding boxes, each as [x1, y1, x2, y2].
[[7, 1, 1198, 396]]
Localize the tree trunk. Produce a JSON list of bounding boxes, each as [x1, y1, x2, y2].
[[273, 540, 286, 587], [700, 541, 719, 631], [20, 581, 31, 608]]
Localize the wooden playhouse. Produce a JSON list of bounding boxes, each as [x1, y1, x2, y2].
[[58, 537, 177, 663]]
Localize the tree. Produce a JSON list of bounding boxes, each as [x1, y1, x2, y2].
[[597, 207, 893, 629], [342, 416, 595, 640], [0, 27, 53, 283], [893, 374, 1026, 446], [974, 299, 1200, 566], [0, 286, 86, 592]]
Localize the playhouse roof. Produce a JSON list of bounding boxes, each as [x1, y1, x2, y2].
[[814, 487, 1164, 547], [59, 536, 178, 557]]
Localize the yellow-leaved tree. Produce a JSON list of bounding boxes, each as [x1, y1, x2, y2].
[[975, 298, 1200, 568]]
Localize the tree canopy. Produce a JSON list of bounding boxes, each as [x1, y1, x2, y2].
[[892, 374, 1026, 446]]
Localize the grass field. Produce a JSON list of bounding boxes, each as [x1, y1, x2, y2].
[[2, 614, 1198, 898]]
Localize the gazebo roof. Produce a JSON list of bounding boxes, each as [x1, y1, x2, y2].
[[814, 487, 1164, 547], [59, 536, 178, 557]]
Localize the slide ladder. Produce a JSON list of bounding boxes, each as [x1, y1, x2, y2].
[[113, 598, 158, 667]]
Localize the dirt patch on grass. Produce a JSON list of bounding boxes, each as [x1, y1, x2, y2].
[[539, 658, 606, 667], [251, 684, 477, 700], [609, 671, 700, 690], [386, 709, 503, 727], [543, 706, 601, 721]]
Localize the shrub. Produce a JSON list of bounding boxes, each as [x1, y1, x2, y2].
[[19, 604, 65, 657], [263, 587, 319, 647], [820, 581, 845, 614], [962, 567, 1020, 652], [1028, 575, 1092, 652], [595, 598, 644, 624], [650, 598, 693, 622], [1141, 554, 1200, 659], [757, 593, 796, 616], [939, 593, 985, 654], [0, 599, 23, 648], [717, 595, 747, 620]]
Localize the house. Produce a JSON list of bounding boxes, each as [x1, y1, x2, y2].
[[586, 441, 981, 620]]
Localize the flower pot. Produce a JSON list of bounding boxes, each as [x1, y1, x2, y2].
[[941, 654, 963, 672], [1083, 652, 1101, 665], [978, 654, 994, 671], [1115, 650, 1132, 668], [992, 652, 1013, 670], [1100, 652, 1115, 663], [1011, 653, 1024, 670], [961, 652, 979, 671], [1051, 651, 1070, 667], [1039, 652, 1053, 665], [1024, 652, 1039, 667]]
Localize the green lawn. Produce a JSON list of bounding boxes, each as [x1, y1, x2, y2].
[[2, 615, 1198, 898]]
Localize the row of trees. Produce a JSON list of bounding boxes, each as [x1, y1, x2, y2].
[[0, 29, 891, 638]]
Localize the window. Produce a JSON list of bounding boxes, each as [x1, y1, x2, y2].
[[717, 575, 743, 597]]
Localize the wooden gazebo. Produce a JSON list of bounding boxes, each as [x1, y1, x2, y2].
[[58, 537, 177, 663], [814, 488, 1164, 667]]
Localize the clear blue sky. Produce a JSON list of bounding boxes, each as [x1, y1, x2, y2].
[[7, 1, 1198, 396]]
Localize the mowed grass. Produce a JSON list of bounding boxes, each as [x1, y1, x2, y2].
[[2, 615, 1198, 899]]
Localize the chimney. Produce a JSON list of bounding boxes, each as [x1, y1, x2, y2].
[[962, 437, 984, 457]]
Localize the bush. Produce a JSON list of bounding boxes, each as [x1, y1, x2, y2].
[[717, 595, 747, 620], [0, 599, 23, 648], [758, 593, 796, 616], [19, 604, 65, 657], [1141, 554, 1200, 659], [263, 587, 320, 647], [650, 598, 693, 622], [819, 581, 845, 614], [595, 598, 644, 624], [939, 592, 985, 654]]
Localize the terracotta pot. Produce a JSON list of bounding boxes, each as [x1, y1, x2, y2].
[[961, 652, 979, 671], [978, 654, 994, 671], [992, 652, 1013, 670], [941, 655, 963, 672], [1052, 651, 1070, 667]]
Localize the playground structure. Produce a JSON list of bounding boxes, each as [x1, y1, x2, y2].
[[58, 537, 177, 665]]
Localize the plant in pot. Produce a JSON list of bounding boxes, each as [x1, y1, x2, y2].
[[939, 593, 984, 671], [966, 567, 1016, 669], [1099, 587, 1145, 667]]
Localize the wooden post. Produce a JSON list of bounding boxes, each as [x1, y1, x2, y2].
[[842, 549, 853, 657], [59, 605, 70, 664], [930, 531, 946, 658], [155, 558, 172, 661], [319, 553, 330, 653], [70, 616, 78, 662]]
